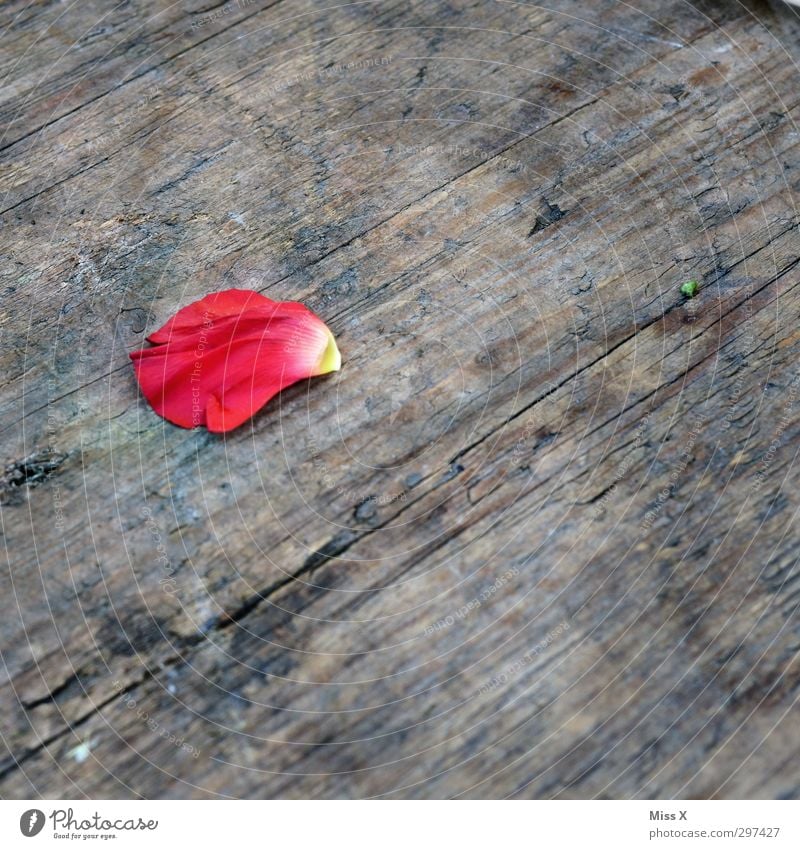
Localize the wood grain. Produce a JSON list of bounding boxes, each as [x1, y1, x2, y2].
[[1, 0, 799, 798]]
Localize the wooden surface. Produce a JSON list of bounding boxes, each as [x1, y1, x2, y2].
[[1, 0, 800, 799]]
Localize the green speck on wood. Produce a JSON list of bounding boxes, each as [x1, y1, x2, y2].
[[681, 280, 699, 298]]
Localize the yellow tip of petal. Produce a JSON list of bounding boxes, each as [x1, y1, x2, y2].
[[318, 332, 341, 374]]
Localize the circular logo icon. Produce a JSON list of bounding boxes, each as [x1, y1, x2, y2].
[[19, 809, 45, 837]]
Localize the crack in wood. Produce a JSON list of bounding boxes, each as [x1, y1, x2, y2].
[[0, 0, 287, 157]]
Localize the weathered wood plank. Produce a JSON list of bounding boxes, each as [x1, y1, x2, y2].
[[1, 0, 799, 798]]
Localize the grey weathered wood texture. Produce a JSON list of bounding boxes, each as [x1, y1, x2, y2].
[[1, 0, 800, 798]]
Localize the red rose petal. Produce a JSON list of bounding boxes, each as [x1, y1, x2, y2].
[[130, 289, 340, 432]]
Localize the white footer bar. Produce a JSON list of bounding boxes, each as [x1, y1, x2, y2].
[[1, 800, 797, 848]]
